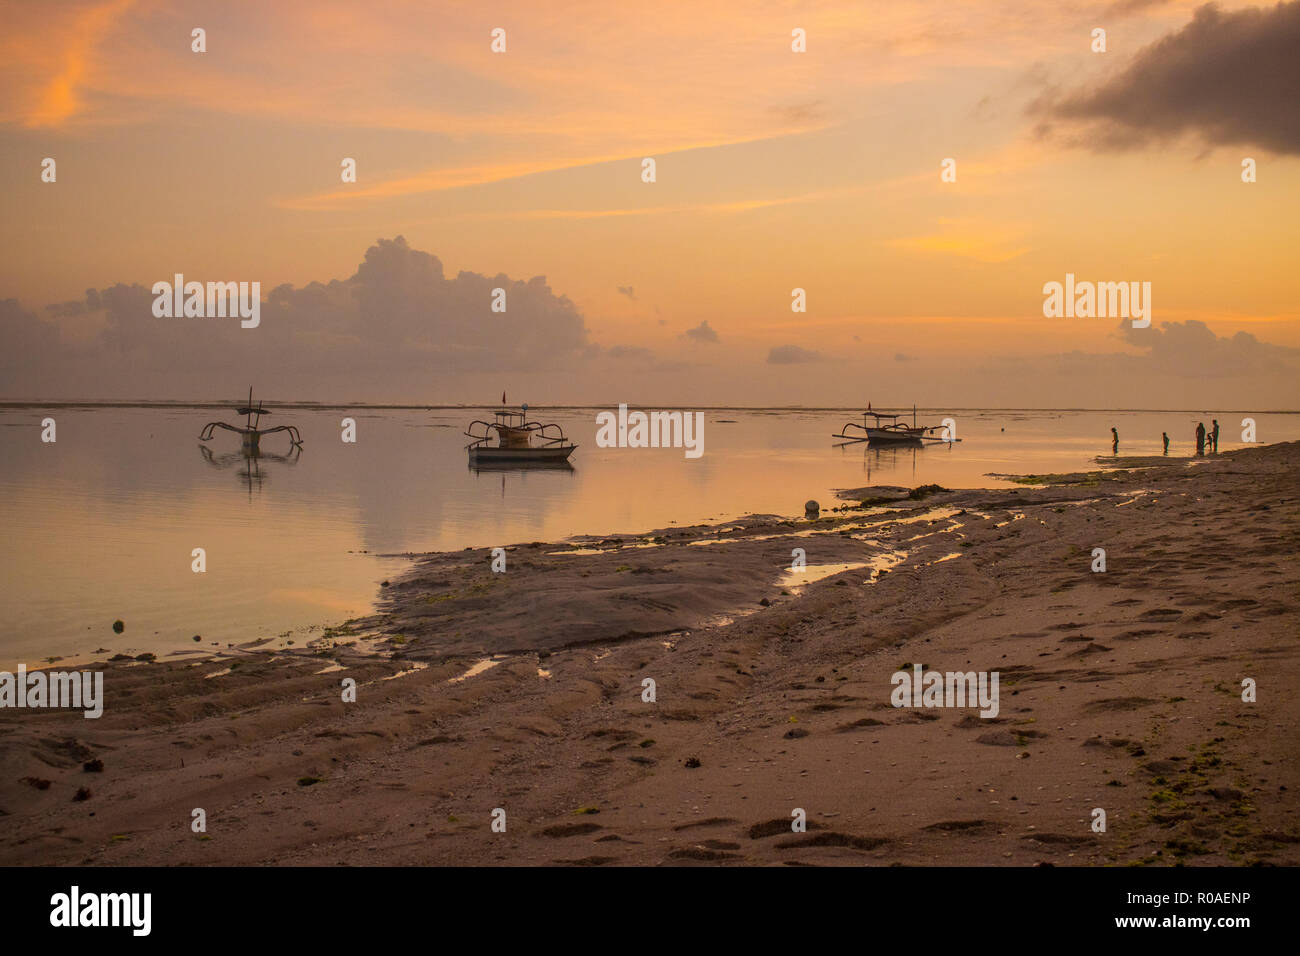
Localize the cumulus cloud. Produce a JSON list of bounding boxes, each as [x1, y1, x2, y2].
[[767, 344, 822, 364], [1034, 2, 1300, 155], [1118, 318, 1300, 378], [606, 344, 654, 360], [45, 288, 101, 317], [0, 299, 59, 369], [0, 237, 590, 396], [682, 320, 719, 343]]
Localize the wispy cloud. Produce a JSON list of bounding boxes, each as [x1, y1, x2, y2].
[[15, 0, 137, 128], [277, 130, 831, 210]]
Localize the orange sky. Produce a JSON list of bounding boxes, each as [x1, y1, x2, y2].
[[1, 0, 1297, 406]]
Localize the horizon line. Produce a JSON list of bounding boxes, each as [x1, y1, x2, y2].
[[1, 402, 1296, 414]]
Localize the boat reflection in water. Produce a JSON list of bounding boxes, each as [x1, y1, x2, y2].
[[198, 442, 302, 496], [468, 456, 574, 475], [838, 442, 926, 484]]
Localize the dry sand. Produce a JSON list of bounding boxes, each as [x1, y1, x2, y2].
[[2, 441, 1297, 866]]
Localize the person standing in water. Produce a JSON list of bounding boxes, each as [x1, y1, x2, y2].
[[1196, 422, 1206, 456], [1162, 432, 1170, 455], [1212, 419, 1220, 453], [1111, 427, 1119, 453]]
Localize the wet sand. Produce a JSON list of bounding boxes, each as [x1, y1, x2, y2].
[[2, 442, 1297, 866]]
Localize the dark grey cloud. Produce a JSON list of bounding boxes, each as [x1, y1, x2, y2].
[[767, 344, 822, 365], [1035, 2, 1300, 154], [616, 285, 636, 300], [682, 320, 719, 343]]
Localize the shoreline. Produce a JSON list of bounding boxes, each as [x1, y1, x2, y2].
[[2, 442, 1296, 865]]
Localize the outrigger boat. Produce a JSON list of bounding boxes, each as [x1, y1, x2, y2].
[[199, 387, 303, 453], [465, 402, 577, 465], [833, 404, 959, 446]]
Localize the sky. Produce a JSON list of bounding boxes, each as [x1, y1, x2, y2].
[[1, 0, 1298, 407]]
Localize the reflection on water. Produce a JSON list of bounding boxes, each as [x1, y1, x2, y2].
[[199, 442, 302, 496], [837, 442, 935, 485], [1, 405, 1296, 665]]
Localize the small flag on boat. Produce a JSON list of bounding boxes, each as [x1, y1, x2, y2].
[[502, 391, 506, 405]]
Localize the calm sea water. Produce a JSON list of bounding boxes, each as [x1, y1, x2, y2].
[[2, 405, 1293, 665]]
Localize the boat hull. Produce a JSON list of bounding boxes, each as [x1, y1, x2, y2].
[[467, 444, 577, 463], [866, 428, 925, 444]]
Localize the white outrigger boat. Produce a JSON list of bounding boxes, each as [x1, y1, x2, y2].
[[833, 405, 958, 446], [465, 404, 577, 464]]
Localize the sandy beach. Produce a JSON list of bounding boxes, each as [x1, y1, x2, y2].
[[2, 441, 1296, 867]]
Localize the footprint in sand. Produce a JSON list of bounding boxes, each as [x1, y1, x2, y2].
[[775, 832, 888, 851], [925, 819, 995, 834], [747, 818, 825, 839], [1084, 696, 1159, 713], [553, 855, 618, 865], [835, 717, 886, 732], [976, 728, 1048, 746], [539, 822, 602, 838], [1137, 608, 1183, 621], [1067, 642, 1112, 656], [666, 846, 742, 861], [1022, 833, 1092, 848], [673, 817, 739, 832]]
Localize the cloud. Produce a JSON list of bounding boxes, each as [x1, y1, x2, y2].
[[0, 237, 591, 395], [767, 344, 822, 365], [21, 0, 137, 128], [617, 286, 637, 301], [1035, 2, 1300, 155], [606, 344, 653, 360], [766, 100, 828, 126], [895, 352, 917, 362], [1118, 317, 1300, 378], [1102, 0, 1173, 17], [683, 320, 719, 344], [46, 297, 87, 318], [0, 299, 60, 369]]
